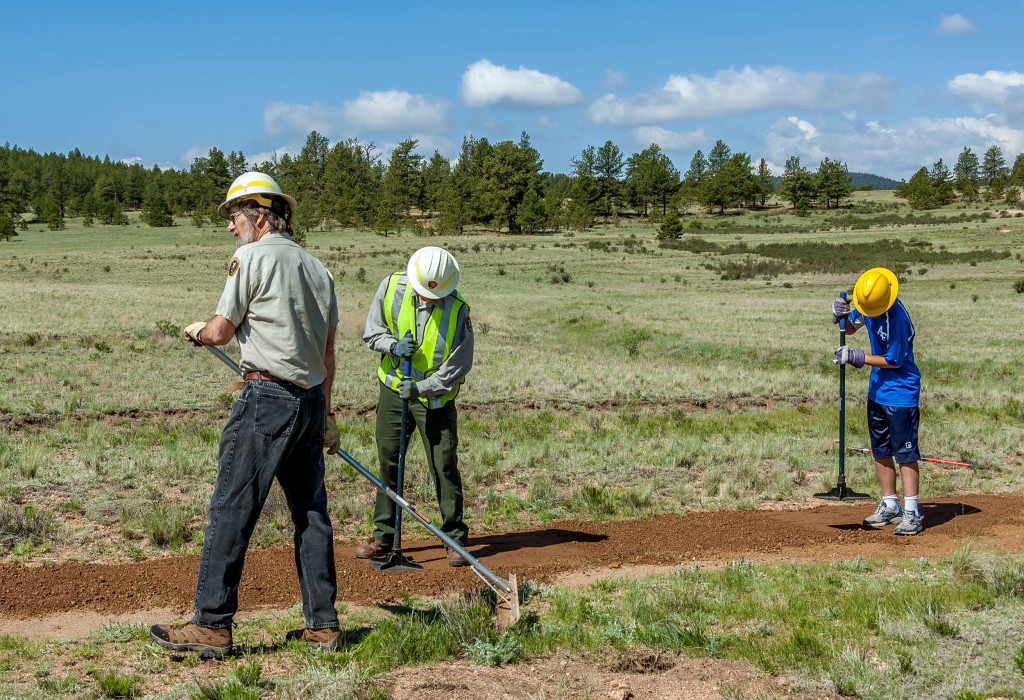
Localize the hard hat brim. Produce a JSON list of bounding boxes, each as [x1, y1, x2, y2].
[[217, 193, 297, 219]]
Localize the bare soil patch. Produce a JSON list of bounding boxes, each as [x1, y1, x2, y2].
[[2, 494, 1022, 623]]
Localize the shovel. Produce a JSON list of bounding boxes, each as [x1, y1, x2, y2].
[[201, 343, 521, 627], [815, 291, 870, 502], [370, 333, 423, 572]]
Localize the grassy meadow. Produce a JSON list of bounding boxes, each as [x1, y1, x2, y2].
[[2, 191, 1024, 698]]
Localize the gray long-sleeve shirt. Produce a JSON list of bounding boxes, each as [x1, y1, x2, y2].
[[362, 276, 474, 398]]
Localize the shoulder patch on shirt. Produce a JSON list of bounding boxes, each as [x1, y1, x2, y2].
[[228, 257, 240, 277], [465, 316, 473, 331]]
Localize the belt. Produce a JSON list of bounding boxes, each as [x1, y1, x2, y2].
[[244, 371, 291, 383]]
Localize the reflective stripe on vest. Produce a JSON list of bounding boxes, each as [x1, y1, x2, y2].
[[377, 272, 468, 408]]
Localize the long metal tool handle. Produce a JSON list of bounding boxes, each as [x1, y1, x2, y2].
[[202, 343, 516, 599], [393, 333, 413, 554], [837, 291, 848, 488]]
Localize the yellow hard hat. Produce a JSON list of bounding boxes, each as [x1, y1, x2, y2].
[[218, 172, 297, 219], [852, 267, 899, 317]]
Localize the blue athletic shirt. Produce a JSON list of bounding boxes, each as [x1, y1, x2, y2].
[[848, 298, 920, 407]]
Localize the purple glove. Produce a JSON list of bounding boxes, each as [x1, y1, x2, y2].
[[834, 346, 865, 368], [832, 298, 851, 324]]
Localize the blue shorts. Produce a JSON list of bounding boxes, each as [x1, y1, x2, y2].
[[867, 399, 920, 464]]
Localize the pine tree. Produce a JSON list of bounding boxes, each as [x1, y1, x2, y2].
[[0, 214, 15, 241], [982, 145, 1008, 184], [953, 147, 980, 193], [656, 207, 683, 239]]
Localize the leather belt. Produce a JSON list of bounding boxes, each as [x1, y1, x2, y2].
[[244, 371, 291, 383]]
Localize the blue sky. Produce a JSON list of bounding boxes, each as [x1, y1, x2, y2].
[[3, 1, 1023, 179]]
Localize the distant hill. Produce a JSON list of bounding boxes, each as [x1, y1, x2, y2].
[[770, 172, 898, 190], [849, 172, 898, 190]]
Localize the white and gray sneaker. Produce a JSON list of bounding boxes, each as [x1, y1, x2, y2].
[[862, 502, 903, 529], [894, 510, 924, 536]]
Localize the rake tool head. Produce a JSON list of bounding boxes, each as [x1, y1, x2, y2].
[[495, 573, 521, 630], [369, 550, 424, 572]]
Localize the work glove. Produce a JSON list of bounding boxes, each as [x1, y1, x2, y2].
[[834, 346, 866, 368], [392, 335, 416, 359], [324, 415, 341, 455], [398, 378, 421, 400], [184, 321, 206, 347], [831, 298, 851, 324]]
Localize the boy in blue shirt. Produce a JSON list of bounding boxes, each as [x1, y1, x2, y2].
[[832, 267, 923, 535]]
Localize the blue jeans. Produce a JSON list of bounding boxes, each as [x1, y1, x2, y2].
[[193, 379, 338, 630]]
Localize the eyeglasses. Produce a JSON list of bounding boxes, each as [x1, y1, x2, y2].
[[229, 211, 246, 224]]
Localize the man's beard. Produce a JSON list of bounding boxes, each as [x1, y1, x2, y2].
[[235, 228, 258, 249]]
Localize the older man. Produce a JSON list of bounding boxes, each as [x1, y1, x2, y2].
[[150, 172, 342, 658]]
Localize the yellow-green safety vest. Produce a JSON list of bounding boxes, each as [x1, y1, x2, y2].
[[377, 272, 469, 408]]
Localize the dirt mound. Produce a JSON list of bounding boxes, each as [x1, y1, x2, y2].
[[2, 494, 1022, 619]]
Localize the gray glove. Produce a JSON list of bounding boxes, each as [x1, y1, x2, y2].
[[834, 346, 866, 368], [392, 335, 416, 358], [398, 378, 420, 400], [832, 298, 851, 324]]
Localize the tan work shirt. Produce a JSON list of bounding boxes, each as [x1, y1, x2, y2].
[[215, 233, 338, 389]]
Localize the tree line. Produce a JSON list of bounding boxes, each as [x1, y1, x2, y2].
[[3, 133, 1016, 242], [894, 145, 1024, 210]]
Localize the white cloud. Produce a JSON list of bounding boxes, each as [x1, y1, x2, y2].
[[934, 13, 975, 35], [460, 59, 584, 110], [587, 66, 893, 125], [601, 68, 627, 92], [264, 102, 342, 138], [178, 144, 217, 168], [245, 146, 300, 169], [342, 90, 452, 133], [764, 113, 1024, 178], [631, 125, 708, 152], [537, 116, 559, 129], [120, 156, 175, 171], [948, 70, 1024, 117], [264, 92, 451, 140]]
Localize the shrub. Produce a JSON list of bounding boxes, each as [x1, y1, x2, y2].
[[0, 503, 53, 548], [1013, 279, 1024, 294]]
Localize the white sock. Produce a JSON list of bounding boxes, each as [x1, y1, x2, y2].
[[883, 495, 899, 510], [904, 496, 919, 515]]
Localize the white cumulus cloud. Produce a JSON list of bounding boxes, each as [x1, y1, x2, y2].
[[342, 90, 452, 133], [587, 66, 893, 125], [631, 125, 708, 153], [264, 92, 451, 140], [934, 13, 975, 35], [764, 113, 1024, 179], [601, 68, 627, 92], [460, 59, 584, 110], [948, 70, 1024, 116]]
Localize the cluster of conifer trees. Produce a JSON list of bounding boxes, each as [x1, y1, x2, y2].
[[894, 145, 1024, 209], [2, 132, 1019, 242]]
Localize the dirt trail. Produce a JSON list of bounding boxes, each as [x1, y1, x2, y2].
[[2, 494, 1023, 620]]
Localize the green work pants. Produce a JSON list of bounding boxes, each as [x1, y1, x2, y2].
[[372, 382, 467, 545]]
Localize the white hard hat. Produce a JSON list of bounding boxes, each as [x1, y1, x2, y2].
[[407, 247, 460, 299], [218, 172, 297, 219]]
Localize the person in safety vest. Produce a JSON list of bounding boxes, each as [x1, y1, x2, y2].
[[150, 172, 341, 658], [358, 246, 474, 566], [832, 267, 923, 535]]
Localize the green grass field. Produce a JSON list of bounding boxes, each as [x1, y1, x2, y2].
[[2, 192, 1023, 698]]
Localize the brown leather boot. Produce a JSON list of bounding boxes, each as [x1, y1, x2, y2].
[[149, 622, 232, 659], [285, 627, 340, 651], [445, 545, 469, 567], [354, 538, 391, 559]]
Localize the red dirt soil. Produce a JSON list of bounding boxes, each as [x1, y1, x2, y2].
[[2, 494, 1023, 620]]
